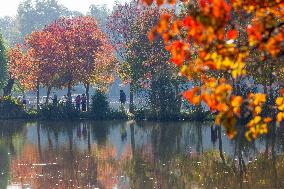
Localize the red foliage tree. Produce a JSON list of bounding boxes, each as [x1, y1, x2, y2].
[[9, 16, 116, 109]]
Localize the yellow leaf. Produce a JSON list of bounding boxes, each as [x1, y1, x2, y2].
[[277, 112, 283, 123], [276, 97, 284, 106], [255, 106, 262, 114]]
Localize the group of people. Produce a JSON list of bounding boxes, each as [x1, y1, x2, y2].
[[47, 90, 126, 112], [25, 89, 127, 111], [50, 93, 87, 112], [75, 94, 87, 112]]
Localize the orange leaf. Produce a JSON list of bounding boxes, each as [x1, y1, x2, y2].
[[148, 29, 156, 42], [183, 87, 200, 105], [168, 0, 176, 4], [280, 88, 284, 95], [264, 117, 272, 123], [143, 0, 154, 5], [156, 0, 164, 6], [227, 29, 238, 40]]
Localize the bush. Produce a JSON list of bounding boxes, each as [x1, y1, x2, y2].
[[133, 107, 181, 121], [133, 108, 147, 120], [90, 91, 110, 119], [0, 96, 27, 119], [26, 108, 38, 119], [108, 107, 128, 120], [39, 103, 79, 120], [180, 109, 212, 121]]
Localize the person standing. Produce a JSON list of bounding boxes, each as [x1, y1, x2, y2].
[[119, 90, 126, 106], [81, 94, 87, 112], [52, 93, 58, 105], [22, 95, 27, 110], [62, 95, 67, 104], [75, 95, 81, 111]]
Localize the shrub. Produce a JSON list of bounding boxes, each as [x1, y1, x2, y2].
[[91, 91, 110, 119], [108, 108, 128, 120], [26, 108, 38, 119], [133, 108, 147, 120], [39, 103, 79, 120], [0, 96, 27, 119]]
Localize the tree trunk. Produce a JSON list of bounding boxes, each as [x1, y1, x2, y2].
[[86, 83, 90, 111], [36, 81, 40, 111], [129, 83, 134, 113], [45, 86, 51, 105], [67, 80, 72, 105], [3, 78, 14, 96], [175, 83, 182, 112]]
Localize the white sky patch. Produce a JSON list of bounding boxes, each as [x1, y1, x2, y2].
[[0, 0, 128, 17]]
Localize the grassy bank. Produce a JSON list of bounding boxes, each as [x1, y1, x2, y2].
[[0, 96, 213, 122]]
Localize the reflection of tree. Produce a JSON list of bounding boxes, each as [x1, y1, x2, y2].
[[42, 123, 58, 151], [91, 121, 110, 146], [196, 122, 203, 154], [130, 122, 135, 155], [151, 122, 182, 162], [0, 142, 9, 189], [0, 120, 25, 155], [5, 120, 284, 189], [122, 122, 284, 189], [8, 122, 132, 189], [217, 127, 226, 164], [37, 123, 42, 161]]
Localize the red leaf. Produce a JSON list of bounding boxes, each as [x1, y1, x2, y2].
[[227, 29, 238, 40]]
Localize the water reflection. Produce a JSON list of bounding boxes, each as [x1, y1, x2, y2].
[[0, 120, 283, 188]]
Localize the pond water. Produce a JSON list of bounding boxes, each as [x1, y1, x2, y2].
[[0, 120, 283, 189]]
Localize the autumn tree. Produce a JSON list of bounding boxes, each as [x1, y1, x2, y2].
[[107, 0, 143, 112], [8, 16, 116, 109], [42, 17, 115, 107], [142, 0, 284, 140], [125, 6, 185, 118], [8, 45, 39, 92], [1, 0, 80, 98], [25, 30, 62, 104], [69, 17, 116, 109]]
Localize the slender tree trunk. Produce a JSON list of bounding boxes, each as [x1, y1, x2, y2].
[[129, 83, 134, 113], [36, 80, 40, 111], [175, 83, 182, 112], [67, 80, 72, 105], [3, 78, 14, 96], [86, 83, 90, 111], [45, 86, 51, 105]]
